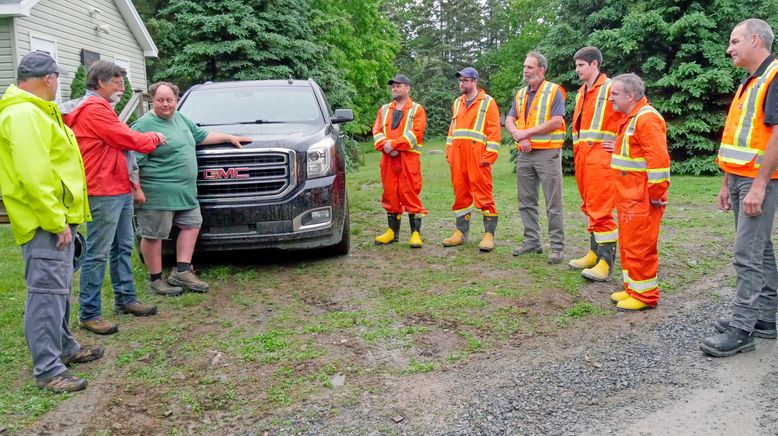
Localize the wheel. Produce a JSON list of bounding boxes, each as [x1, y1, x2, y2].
[[327, 194, 350, 256]]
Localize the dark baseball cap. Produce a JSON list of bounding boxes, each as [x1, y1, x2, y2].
[[455, 67, 479, 80], [388, 74, 411, 86], [17, 51, 68, 78]]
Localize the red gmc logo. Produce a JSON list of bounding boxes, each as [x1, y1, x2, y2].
[[203, 168, 250, 179]]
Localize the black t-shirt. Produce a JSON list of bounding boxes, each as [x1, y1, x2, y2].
[[740, 54, 778, 125]]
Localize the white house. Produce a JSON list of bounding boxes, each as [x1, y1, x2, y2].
[[0, 0, 157, 101]]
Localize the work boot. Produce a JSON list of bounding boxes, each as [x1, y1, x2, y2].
[[408, 214, 423, 248], [149, 279, 184, 296], [547, 250, 564, 264], [443, 212, 470, 247], [569, 233, 598, 269], [79, 317, 118, 335], [700, 327, 755, 357], [61, 347, 105, 366], [168, 268, 209, 292], [375, 213, 401, 245], [116, 301, 158, 317], [616, 296, 649, 311], [581, 242, 616, 282], [36, 370, 87, 393], [610, 291, 629, 303], [512, 242, 542, 256], [478, 215, 498, 252], [714, 318, 777, 339]]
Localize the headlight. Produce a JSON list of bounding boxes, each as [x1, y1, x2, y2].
[[307, 137, 335, 179]]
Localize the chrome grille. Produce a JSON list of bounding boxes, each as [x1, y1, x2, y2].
[[196, 149, 295, 201]]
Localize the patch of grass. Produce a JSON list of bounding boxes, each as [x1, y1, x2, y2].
[[362, 325, 428, 343], [556, 302, 611, 326], [405, 358, 435, 374]]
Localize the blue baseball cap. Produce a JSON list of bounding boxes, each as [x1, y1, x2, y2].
[[455, 67, 479, 80]]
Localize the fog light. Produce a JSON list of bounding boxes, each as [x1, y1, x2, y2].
[[294, 207, 333, 231], [310, 209, 330, 222]]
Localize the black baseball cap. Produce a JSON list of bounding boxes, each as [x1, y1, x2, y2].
[[455, 67, 479, 80], [17, 51, 68, 78], [388, 74, 411, 86]]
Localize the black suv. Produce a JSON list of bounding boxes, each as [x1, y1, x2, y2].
[[175, 79, 353, 255]]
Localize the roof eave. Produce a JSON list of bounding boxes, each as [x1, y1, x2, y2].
[[115, 0, 158, 58], [0, 0, 41, 17]]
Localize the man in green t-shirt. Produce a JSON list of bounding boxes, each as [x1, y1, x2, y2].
[[132, 82, 250, 294]]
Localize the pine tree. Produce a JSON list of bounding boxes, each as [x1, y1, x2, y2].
[[69, 64, 87, 99]]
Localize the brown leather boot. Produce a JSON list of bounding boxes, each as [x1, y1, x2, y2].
[[79, 317, 118, 335]]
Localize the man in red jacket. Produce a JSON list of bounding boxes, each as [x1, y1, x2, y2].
[[61, 61, 169, 335]]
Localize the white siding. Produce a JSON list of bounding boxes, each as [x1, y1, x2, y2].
[[14, 0, 148, 99], [0, 17, 13, 92]]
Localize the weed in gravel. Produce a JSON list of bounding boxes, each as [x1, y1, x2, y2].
[[406, 358, 435, 374]]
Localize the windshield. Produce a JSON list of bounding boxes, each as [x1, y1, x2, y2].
[[179, 86, 324, 126]]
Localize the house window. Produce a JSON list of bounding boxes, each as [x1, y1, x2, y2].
[[28, 33, 61, 103], [113, 57, 131, 86]]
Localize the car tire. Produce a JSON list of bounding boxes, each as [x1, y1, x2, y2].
[[328, 197, 350, 256]]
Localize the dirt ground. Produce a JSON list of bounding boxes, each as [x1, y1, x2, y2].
[[18, 238, 776, 436]]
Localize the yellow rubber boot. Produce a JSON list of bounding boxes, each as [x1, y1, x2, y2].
[[610, 291, 629, 303], [569, 250, 597, 269], [479, 233, 494, 252], [375, 213, 401, 245], [443, 229, 466, 247], [616, 296, 649, 311], [569, 234, 598, 269], [409, 231, 423, 248], [478, 215, 498, 252], [375, 228, 396, 245], [582, 259, 610, 282], [443, 213, 470, 247]]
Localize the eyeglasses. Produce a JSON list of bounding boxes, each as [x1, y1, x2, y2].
[[109, 78, 125, 87], [458, 78, 474, 83]]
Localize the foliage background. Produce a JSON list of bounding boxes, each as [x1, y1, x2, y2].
[[131, 0, 778, 174]]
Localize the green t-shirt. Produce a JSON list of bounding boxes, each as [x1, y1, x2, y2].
[[132, 111, 209, 210]]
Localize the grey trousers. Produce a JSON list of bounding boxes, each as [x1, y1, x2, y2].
[[516, 148, 565, 251], [22, 226, 81, 382], [729, 175, 778, 332]]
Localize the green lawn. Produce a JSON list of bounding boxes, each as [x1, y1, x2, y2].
[[0, 138, 733, 432]]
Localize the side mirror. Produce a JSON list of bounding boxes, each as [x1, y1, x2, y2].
[[331, 108, 354, 124]]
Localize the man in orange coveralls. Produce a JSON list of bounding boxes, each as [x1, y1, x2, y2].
[[569, 46, 624, 281], [442, 67, 501, 252], [608, 73, 670, 311], [372, 74, 428, 248]]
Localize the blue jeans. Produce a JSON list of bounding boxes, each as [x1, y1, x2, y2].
[[729, 175, 778, 332], [79, 194, 137, 321]]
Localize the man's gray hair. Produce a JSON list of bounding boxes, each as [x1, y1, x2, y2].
[[86, 60, 126, 90], [526, 51, 548, 71], [737, 18, 774, 52], [613, 73, 645, 100]]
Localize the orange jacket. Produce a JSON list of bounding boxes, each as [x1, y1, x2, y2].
[[718, 58, 778, 179], [572, 74, 623, 146], [611, 97, 670, 202], [513, 80, 566, 149], [445, 89, 501, 164], [372, 99, 426, 153]]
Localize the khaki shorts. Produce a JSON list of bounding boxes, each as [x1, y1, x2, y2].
[[135, 208, 203, 239]]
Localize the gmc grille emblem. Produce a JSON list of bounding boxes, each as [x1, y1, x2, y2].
[[203, 167, 251, 180]]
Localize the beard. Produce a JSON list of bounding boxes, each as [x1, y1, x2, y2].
[[110, 91, 123, 104]]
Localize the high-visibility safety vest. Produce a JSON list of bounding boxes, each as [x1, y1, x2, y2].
[[718, 58, 778, 179], [611, 106, 671, 184], [373, 102, 423, 153], [513, 80, 567, 149], [447, 95, 499, 155], [572, 78, 618, 145]]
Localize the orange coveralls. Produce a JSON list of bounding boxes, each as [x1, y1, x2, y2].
[[372, 99, 428, 215], [572, 74, 623, 243], [445, 90, 501, 216], [611, 98, 670, 307]]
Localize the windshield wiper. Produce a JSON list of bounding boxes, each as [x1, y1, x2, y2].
[[195, 120, 287, 127]]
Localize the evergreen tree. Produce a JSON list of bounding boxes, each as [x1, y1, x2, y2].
[[537, 0, 778, 174], [69, 64, 87, 99]]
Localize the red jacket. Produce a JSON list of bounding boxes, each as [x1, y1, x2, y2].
[[62, 96, 161, 196]]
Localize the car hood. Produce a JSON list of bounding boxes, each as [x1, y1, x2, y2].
[[197, 123, 329, 152]]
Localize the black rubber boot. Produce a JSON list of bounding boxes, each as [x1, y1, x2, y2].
[[700, 327, 755, 357], [409, 214, 422, 233]]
